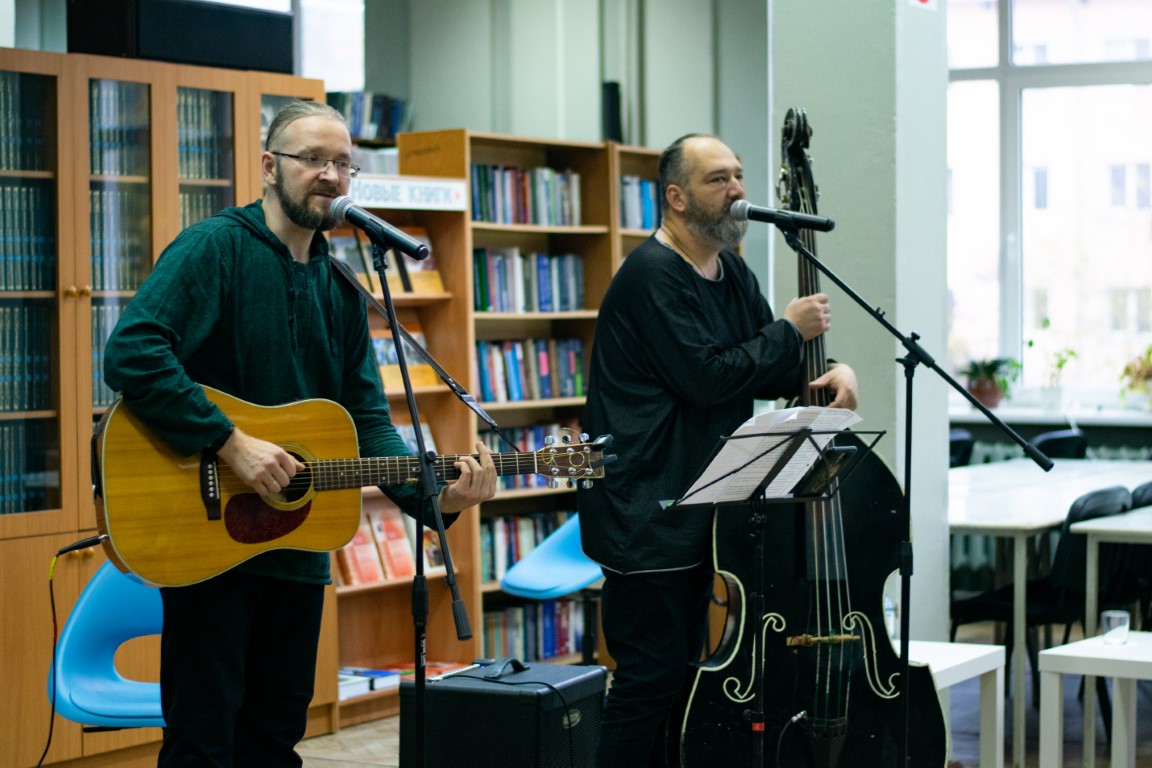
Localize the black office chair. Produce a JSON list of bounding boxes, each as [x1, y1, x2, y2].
[[949, 428, 975, 468], [950, 485, 1132, 716], [1029, 428, 1088, 460]]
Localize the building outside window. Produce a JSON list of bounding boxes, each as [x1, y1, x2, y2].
[[948, 0, 1152, 407]]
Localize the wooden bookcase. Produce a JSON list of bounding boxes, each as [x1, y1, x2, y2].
[[0, 48, 328, 768], [376, 130, 662, 677]]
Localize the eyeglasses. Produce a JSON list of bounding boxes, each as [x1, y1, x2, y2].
[[271, 151, 360, 178]]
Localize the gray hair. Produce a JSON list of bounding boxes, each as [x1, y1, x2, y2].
[[264, 100, 347, 151]]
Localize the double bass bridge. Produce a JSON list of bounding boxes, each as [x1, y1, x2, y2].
[[785, 632, 860, 648]]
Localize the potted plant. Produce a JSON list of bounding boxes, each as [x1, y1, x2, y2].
[[1120, 344, 1152, 408], [960, 357, 1020, 408]]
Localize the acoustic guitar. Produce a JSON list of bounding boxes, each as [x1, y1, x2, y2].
[[93, 384, 613, 587]]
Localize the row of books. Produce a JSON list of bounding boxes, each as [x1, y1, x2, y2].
[[393, 421, 437, 457], [0, 301, 53, 413], [480, 509, 575, 584], [90, 186, 150, 292], [178, 188, 231, 231], [333, 499, 444, 586], [0, 421, 55, 515], [91, 302, 124, 409], [337, 660, 470, 700], [89, 80, 150, 177], [475, 337, 586, 403], [0, 179, 56, 292], [479, 422, 581, 491], [325, 90, 410, 146], [482, 598, 585, 662], [620, 175, 661, 231], [472, 247, 585, 313], [469, 163, 582, 226], [371, 326, 427, 367], [0, 71, 49, 172], [328, 232, 442, 295], [177, 87, 231, 181]]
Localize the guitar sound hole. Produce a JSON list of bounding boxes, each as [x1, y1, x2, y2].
[[282, 453, 311, 503], [224, 453, 313, 544]]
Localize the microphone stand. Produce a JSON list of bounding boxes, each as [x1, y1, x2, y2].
[[775, 224, 1052, 768], [364, 238, 470, 768]]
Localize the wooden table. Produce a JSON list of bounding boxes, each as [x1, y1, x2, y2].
[[949, 458, 1152, 768], [1039, 632, 1152, 768], [1070, 505, 1152, 767]]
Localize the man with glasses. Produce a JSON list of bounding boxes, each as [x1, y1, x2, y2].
[[104, 100, 497, 767]]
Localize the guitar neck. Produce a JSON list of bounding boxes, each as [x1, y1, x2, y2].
[[310, 452, 538, 491]]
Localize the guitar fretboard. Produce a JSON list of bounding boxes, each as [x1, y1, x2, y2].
[[310, 452, 547, 491]]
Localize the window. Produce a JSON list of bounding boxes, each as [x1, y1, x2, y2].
[[948, 0, 1152, 405], [1111, 163, 1127, 207], [298, 0, 364, 92], [194, 0, 366, 92], [1032, 166, 1048, 210]]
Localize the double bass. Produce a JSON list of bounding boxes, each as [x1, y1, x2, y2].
[[673, 109, 946, 767]]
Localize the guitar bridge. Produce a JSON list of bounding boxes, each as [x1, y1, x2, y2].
[[201, 450, 222, 521]]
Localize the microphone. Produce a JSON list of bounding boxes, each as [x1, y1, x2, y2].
[[730, 199, 835, 233], [330, 196, 430, 260]]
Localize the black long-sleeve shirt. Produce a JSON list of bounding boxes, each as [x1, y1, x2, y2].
[[577, 236, 804, 572]]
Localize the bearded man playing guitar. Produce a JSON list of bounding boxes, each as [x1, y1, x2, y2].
[[103, 100, 497, 767]]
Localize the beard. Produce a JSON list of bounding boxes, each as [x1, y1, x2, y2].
[[273, 161, 340, 231], [683, 191, 748, 250]]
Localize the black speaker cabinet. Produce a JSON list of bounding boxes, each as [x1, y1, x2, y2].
[[399, 662, 607, 768], [66, 0, 293, 73]]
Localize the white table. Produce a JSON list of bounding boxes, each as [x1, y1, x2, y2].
[[949, 458, 1152, 768], [1070, 505, 1152, 767], [909, 641, 1005, 768], [1039, 632, 1152, 768]]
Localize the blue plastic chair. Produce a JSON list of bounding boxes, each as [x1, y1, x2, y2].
[[500, 514, 603, 664], [48, 561, 165, 729]]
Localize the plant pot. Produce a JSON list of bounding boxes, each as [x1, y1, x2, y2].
[[967, 378, 1002, 408]]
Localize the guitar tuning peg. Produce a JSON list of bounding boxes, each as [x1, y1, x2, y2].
[[547, 478, 561, 490], [544, 435, 556, 446], [581, 479, 593, 490], [566, 479, 575, 489], [579, 432, 589, 442], [561, 433, 572, 443]]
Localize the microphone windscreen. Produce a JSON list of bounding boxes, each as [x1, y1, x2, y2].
[[330, 195, 354, 222], [729, 199, 751, 221]]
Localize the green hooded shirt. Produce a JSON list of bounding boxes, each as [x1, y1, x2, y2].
[[104, 201, 444, 584]]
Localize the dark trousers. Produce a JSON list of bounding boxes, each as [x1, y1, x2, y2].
[[158, 571, 325, 768], [596, 560, 713, 768]]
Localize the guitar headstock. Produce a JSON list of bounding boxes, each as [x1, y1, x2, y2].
[[536, 431, 616, 489]]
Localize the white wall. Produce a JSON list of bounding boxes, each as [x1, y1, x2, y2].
[[13, 0, 64, 51], [772, 0, 950, 639], [406, 0, 601, 140], [2, 0, 14, 47]]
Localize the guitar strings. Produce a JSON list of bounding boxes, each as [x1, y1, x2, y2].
[[207, 449, 594, 494]]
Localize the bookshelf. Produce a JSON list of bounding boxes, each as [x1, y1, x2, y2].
[[389, 130, 662, 673], [0, 48, 327, 768]]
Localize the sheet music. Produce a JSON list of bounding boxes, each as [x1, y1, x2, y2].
[[677, 406, 861, 504]]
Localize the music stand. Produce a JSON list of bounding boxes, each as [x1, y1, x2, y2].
[[670, 407, 884, 766]]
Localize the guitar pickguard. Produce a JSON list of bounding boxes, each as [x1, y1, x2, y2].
[[224, 494, 313, 544]]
